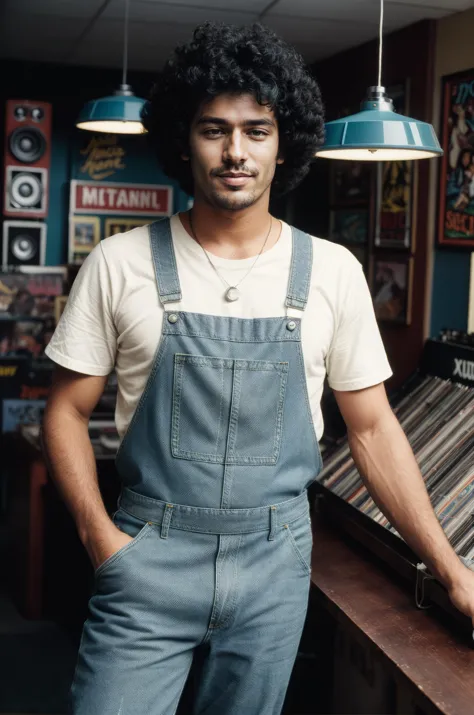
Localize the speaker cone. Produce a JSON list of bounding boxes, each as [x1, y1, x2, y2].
[[31, 107, 45, 122], [11, 234, 38, 262], [9, 126, 46, 163], [10, 171, 43, 208], [13, 106, 27, 121]]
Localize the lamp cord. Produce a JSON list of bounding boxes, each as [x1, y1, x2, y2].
[[122, 0, 129, 86], [378, 0, 384, 87]]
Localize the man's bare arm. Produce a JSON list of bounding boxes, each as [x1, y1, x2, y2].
[[334, 383, 463, 586], [41, 366, 132, 569], [334, 383, 474, 623]]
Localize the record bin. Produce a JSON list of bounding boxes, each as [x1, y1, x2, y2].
[[312, 338, 474, 635]]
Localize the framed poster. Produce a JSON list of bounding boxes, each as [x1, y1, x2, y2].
[[68, 215, 100, 264], [329, 209, 368, 244], [438, 69, 474, 248], [104, 218, 150, 238], [54, 295, 68, 325], [371, 255, 414, 325], [375, 81, 414, 250], [375, 160, 414, 249], [329, 160, 372, 206]]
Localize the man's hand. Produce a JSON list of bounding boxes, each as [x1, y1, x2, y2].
[[85, 522, 135, 572], [448, 567, 474, 628]]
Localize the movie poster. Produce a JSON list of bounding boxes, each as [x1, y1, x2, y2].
[[375, 83, 413, 249], [438, 69, 474, 248]]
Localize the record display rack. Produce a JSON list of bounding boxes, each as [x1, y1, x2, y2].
[[313, 339, 474, 634]]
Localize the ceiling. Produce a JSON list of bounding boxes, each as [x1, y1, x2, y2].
[[1, 0, 473, 72]]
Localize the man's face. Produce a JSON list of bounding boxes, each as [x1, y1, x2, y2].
[[186, 93, 283, 211]]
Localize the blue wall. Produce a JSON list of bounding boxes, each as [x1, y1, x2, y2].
[[430, 250, 471, 336], [1, 59, 189, 267]]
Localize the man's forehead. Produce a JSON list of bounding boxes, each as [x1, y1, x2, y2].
[[194, 93, 276, 124]]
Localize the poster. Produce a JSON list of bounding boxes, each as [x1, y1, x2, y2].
[[438, 69, 474, 247], [2, 398, 46, 433], [104, 218, 150, 238], [330, 161, 372, 206], [54, 296, 68, 325], [0, 319, 54, 358], [371, 256, 414, 324], [375, 82, 414, 250], [0, 267, 66, 319], [68, 179, 172, 264], [375, 160, 413, 248], [329, 209, 368, 244]]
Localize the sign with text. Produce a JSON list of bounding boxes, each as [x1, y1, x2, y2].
[[70, 180, 173, 217]]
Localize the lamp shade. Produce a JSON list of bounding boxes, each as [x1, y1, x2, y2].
[[76, 85, 146, 134], [315, 87, 443, 161]]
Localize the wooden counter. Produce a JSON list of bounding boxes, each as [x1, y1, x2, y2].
[[310, 520, 474, 715]]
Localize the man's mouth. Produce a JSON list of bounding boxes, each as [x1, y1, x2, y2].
[[217, 173, 254, 186]]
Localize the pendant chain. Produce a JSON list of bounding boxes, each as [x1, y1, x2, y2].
[[188, 211, 273, 300]]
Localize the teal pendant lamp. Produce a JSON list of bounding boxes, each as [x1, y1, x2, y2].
[[76, 0, 146, 134], [315, 0, 442, 161]]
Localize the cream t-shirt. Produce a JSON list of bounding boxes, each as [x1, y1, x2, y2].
[[45, 215, 392, 441]]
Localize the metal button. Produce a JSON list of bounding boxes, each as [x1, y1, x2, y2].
[[168, 313, 179, 324], [286, 320, 296, 331]]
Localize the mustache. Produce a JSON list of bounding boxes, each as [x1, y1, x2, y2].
[[211, 166, 258, 177]]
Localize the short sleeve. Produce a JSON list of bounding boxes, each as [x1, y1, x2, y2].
[[326, 259, 392, 391], [45, 243, 117, 376]]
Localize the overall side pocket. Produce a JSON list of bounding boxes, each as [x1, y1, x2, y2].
[[94, 510, 152, 579]]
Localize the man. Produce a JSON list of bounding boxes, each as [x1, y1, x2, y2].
[[42, 22, 474, 715]]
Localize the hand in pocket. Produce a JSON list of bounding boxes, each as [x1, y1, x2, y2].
[[87, 524, 135, 572]]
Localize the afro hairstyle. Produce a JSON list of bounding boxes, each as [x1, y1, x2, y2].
[[141, 22, 325, 197]]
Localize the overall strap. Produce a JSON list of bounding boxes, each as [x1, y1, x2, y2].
[[285, 227, 313, 311], [149, 218, 182, 305]]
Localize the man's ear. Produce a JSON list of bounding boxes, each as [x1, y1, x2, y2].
[[181, 154, 190, 161], [276, 157, 285, 165]]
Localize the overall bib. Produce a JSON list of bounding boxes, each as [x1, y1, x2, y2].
[[71, 219, 322, 715]]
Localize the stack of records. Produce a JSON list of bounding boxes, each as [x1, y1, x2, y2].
[[319, 375, 474, 560]]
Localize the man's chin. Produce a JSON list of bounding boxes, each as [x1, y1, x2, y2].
[[210, 189, 258, 211]]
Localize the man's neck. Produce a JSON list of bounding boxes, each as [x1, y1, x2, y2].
[[180, 199, 279, 260]]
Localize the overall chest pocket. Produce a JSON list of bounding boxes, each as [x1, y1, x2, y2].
[[171, 354, 288, 465]]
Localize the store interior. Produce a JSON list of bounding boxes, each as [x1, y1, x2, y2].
[[1, 0, 474, 713]]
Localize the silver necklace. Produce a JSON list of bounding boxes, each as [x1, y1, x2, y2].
[[188, 212, 273, 303]]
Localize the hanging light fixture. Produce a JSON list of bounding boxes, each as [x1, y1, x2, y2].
[[76, 0, 146, 134], [315, 0, 442, 161]]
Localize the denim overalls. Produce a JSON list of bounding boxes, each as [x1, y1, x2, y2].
[[71, 218, 322, 715]]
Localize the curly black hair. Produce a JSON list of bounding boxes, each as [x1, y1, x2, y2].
[[141, 22, 325, 197]]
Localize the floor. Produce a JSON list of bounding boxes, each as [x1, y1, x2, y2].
[[0, 589, 77, 714]]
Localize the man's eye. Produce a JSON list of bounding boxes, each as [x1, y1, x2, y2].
[[248, 130, 267, 138], [204, 129, 224, 136]]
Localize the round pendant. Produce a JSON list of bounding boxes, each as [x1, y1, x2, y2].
[[225, 287, 240, 302]]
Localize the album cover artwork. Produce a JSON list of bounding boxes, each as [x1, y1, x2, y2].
[[0, 319, 55, 358], [2, 398, 46, 433], [0, 266, 66, 320], [318, 375, 474, 554]]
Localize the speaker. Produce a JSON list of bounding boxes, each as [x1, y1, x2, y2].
[[2, 221, 46, 268], [3, 100, 52, 219]]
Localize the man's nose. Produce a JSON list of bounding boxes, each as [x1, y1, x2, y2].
[[223, 130, 248, 165]]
